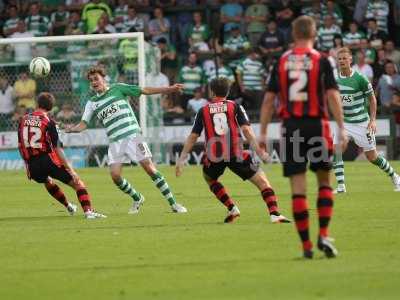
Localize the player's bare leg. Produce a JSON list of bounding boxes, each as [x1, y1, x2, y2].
[[44, 177, 76, 215], [109, 163, 144, 214], [315, 170, 337, 258], [140, 159, 187, 213], [67, 177, 106, 219], [248, 171, 290, 223], [364, 150, 400, 191], [289, 173, 313, 258], [203, 173, 239, 223]]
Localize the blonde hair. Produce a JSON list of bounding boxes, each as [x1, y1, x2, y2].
[[337, 47, 352, 56]]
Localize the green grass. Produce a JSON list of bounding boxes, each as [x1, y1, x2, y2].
[[1, 161, 400, 300]]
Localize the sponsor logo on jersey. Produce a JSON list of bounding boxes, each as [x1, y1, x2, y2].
[[98, 103, 120, 120], [341, 95, 353, 103]]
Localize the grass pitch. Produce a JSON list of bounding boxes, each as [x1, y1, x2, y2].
[[1, 161, 400, 300]]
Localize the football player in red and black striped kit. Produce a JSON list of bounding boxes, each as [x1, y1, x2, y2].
[[176, 77, 290, 224], [260, 16, 348, 258], [17, 92, 105, 219]]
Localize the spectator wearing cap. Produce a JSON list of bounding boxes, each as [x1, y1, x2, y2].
[[177, 53, 205, 108], [385, 40, 400, 66], [220, 0, 243, 39], [245, 0, 269, 47], [2, 5, 20, 37], [343, 22, 366, 51], [81, 0, 112, 33], [149, 7, 171, 43], [156, 37, 178, 83], [317, 15, 342, 53], [236, 48, 266, 110], [376, 61, 400, 109], [258, 19, 284, 60], [367, 18, 388, 50]]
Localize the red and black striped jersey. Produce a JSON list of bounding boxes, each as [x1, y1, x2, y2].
[[17, 110, 61, 162], [267, 47, 338, 119], [191, 98, 250, 162]]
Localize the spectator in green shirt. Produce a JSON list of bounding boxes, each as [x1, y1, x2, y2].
[[81, 0, 112, 33], [188, 12, 210, 52], [245, 0, 269, 47]]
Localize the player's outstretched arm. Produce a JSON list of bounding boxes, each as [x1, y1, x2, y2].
[[64, 121, 87, 133], [259, 91, 275, 149], [241, 125, 269, 163], [327, 89, 348, 152], [142, 84, 184, 95], [176, 133, 199, 177]]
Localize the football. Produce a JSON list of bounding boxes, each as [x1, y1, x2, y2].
[[29, 57, 51, 78]]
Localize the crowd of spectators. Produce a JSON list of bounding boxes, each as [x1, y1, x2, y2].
[[0, 0, 400, 135]]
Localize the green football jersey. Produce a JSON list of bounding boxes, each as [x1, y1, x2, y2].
[[82, 83, 142, 142], [336, 70, 373, 123]]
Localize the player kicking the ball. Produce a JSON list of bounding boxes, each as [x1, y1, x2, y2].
[[176, 77, 290, 224], [333, 47, 400, 193], [65, 66, 187, 214], [18, 92, 105, 219]]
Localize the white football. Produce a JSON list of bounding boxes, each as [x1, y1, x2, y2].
[[29, 57, 51, 78]]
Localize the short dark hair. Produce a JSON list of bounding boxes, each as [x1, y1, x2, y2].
[[292, 15, 316, 41], [210, 77, 230, 97], [37, 92, 55, 111], [86, 65, 106, 80], [367, 18, 377, 23]]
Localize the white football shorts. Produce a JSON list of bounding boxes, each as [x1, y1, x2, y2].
[[108, 135, 152, 165], [333, 121, 376, 152]]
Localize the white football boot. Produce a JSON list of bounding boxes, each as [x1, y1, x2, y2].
[[171, 203, 188, 213], [128, 194, 145, 214], [67, 203, 77, 216], [391, 173, 400, 192], [224, 206, 240, 223], [333, 183, 346, 194], [85, 210, 107, 219], [270, 214, 291, 223]]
